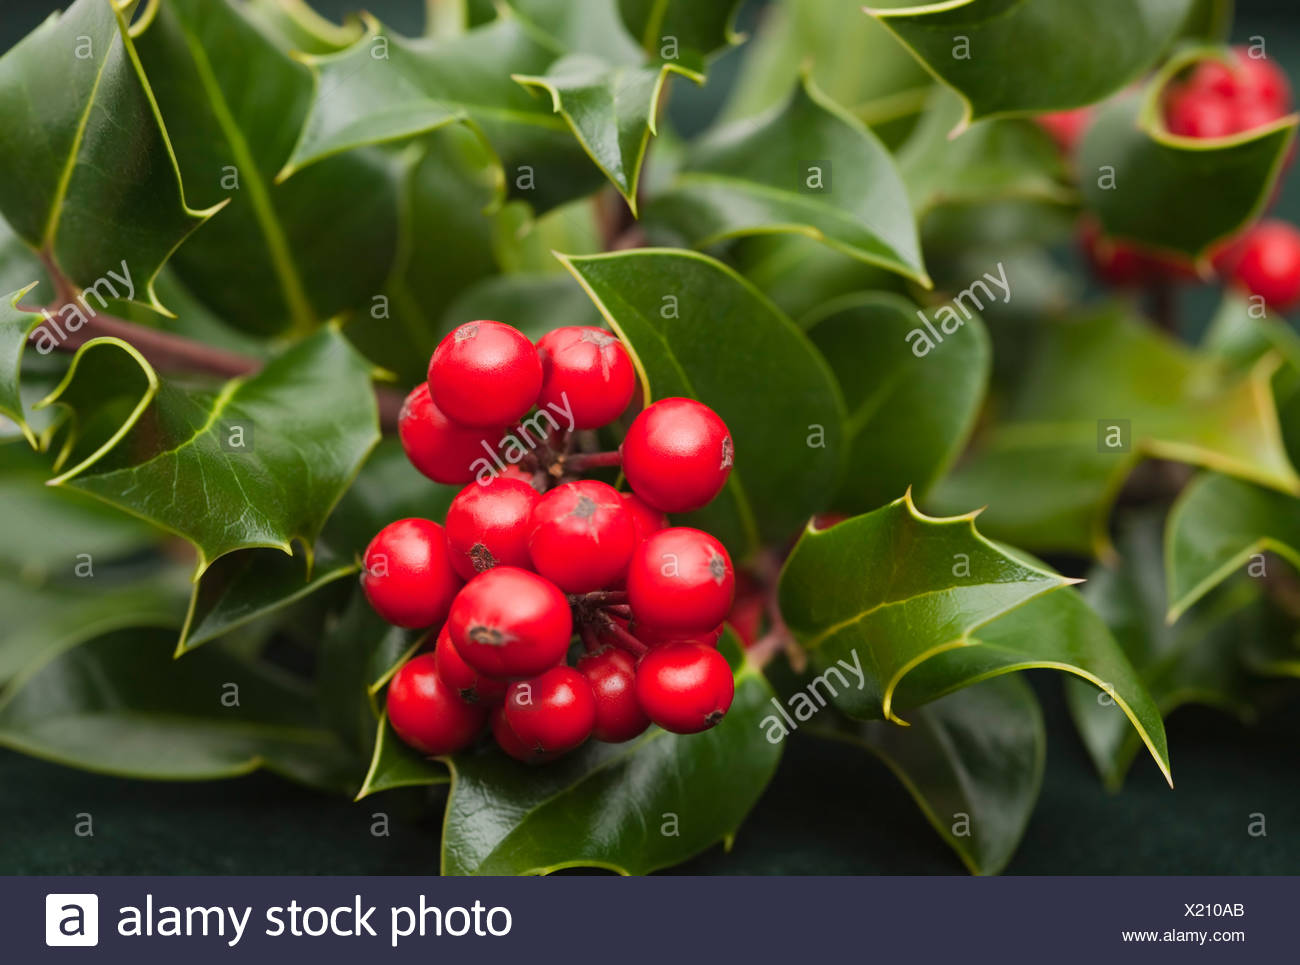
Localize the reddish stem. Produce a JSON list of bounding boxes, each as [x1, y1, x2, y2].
[[594, 612, 648, 656], [566, 450, 622, 472]]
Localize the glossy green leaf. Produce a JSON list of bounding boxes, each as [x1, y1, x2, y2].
[[0, 628, 357, 791], [0, 285, 43, 446], [778, 492, 1171, 783], [805, 291, 989, 514], [441, 638, 781, 875], [0, 571, 187, 685], [1078, 53, 1298, 260], [319, 591, 425, 754], [812, 674, 1044, 875], [514, 55, 692, 211], [0, 444, 159, 578], [242, 0, 363, 55], [617, 0, 741, 73], [0, 0, 212, 311], [179, 547, 357, 655], [356, 712, 448, 800], [1164, 473, 1300, 623], [648, 78, 929, 286], [733, 235, 906, 324], [280, 14, 607, 212], [868, 0, 1193, 126], [136, 0, 399, 335], [778, 492, 1069, 721], [722, 0, 929, 125], [46, 327, 380, 572], [898, 89, 1074, 217], [930, 305, 1300, 557], [346, 128, 503, 384], [560, 248, 846, 556], [1066, 515, 1261, 789]]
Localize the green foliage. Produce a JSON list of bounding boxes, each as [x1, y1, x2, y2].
[[0, 0, 1296, 878]]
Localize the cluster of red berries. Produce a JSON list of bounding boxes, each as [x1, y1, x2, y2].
[[1039, 48, 1300, 311], [361, 319, 740, 763]]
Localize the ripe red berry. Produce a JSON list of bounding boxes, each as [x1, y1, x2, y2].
[[362, 518, 463, 629], [491, 705, 548, 763], [622, 491, 668, 544], [497, 666, 597, 759], [448, 567, 572, 678], [627, 527, 734, 632], [635, 642, 734, 734], [398, 383, 507, 485], [1165, 87, 1237, 138], [445, 476, 540, 581], [429, 320, 542, 427], [527, 480, 636, 592], [433, 625, 507, 704], [576, 647, 650, 743], [1036, 107, 1092, 153], [621, 398, 733, 513], [536, 326, 636, 429], [386, 653, 486, 754], [1228, 220, 1300, 311]]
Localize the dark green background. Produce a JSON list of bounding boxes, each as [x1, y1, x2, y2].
[[0, 0, 1297, 875]]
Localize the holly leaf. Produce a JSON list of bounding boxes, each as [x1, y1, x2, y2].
[[898, 89, 1075, 217], [0, 0, 213, 312], [811, 674, 1044, 876], [777, 492, 1170, 785], [1164, 473, 1300, 622], [443, 274, 602, 342], [135, 0, 399, 335], [242, 0, 364, 55], [617, 0, 742, 73], [0, 285, 44, 446], [441, 636, 781, 875], [356, 712, 448, 801], [1066, 515, 1264, 789], [648, 77, 930, 286], [867, 0, 1193, 128], [0, 628, 358, 792], [805, 292, 989, 515], [42, 327, 380, 572], [560, 248, 846, 556], [279, 13, 609, 212], [930, 305, 1300, 557], [513, 55, 693, 211], [1079, 52, 1298, 260]]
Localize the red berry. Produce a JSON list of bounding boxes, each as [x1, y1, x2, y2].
[[1229, 220, 1300, 311], [627, 527, 734, 632], [398, 383, 507, 485], [1165, 87, 1237, 138], [362, 518, 463, 629], [635, 642, 734, 734], [576, 647, 650, 743], [386, 653, 486, 754], [445, 476, 540, 581], [1233, 52, 1291, 117], [536, 326, 636, 429], [727, 594, 764, 648], [429, 320, 542, 428], [497, 665, 596, 759], [496, 464, 535, 485], [622, 491, 668, 544], [433, 625, 507, 704], [527, 480, 636, 592], [491, 705, 549, 763], [1036, 107, 1092, 153], [448, 567, 572, 678], [621, 398, 733, 513]]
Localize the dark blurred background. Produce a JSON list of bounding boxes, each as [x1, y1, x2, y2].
[[0, 0, 1297, 875]]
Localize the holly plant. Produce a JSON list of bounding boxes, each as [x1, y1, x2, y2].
[[2, 0, 1299, 877]]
